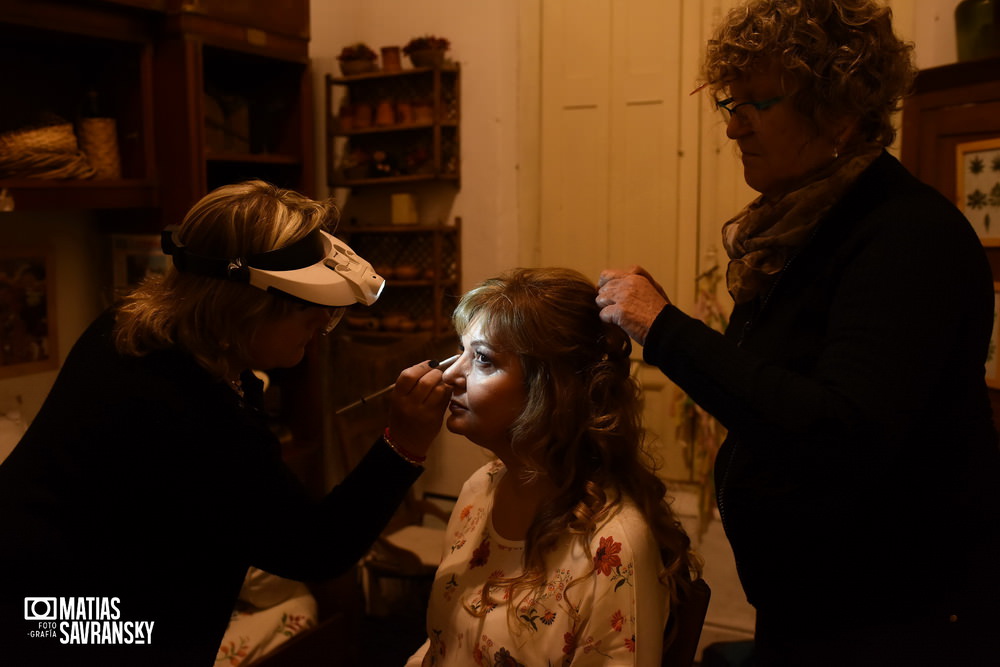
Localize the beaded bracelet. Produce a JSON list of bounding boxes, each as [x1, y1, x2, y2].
[[383, 427, 427, 466]]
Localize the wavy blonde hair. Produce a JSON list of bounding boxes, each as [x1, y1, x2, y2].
[[452, 268, 701, 629], [703, 0, 916, 147], [114, 180, 338, 379]]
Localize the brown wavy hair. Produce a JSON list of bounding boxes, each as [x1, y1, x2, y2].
[[114, 180, 338, 379], [702, 0, 916, 147], [452, 267, 701, 628]]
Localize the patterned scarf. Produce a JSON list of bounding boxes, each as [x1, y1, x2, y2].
[[722, 145, 882, 304]]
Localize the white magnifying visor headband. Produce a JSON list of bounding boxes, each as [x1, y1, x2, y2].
[[161, 226, 385, 308]]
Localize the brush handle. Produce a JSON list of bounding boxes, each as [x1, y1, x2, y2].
[[333, 354, 459, 415]]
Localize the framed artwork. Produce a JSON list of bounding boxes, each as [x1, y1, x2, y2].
[[989, 283, 1000, 390], [0, 250, 58, 379], [111, 234, 168, 296], [956, 137, 1000, 246]]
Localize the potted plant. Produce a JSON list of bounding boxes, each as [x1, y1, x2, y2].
[[402, 35, 450, 68], [337, 42, 378, 76]]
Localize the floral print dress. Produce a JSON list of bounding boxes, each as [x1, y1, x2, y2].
[[405, 460, 669, 666]]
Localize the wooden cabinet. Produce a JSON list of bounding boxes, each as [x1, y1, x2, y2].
[[901, 55, 1000, 431], [0, 0, 313, 221], [0, 0, 158, 211], [163, 0, 309, 41], [337, 220, 462, 342], [325, 66, 460, 188], [155, 0, 313, 226]]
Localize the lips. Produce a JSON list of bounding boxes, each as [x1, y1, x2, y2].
[[448, 400, 467, 413]]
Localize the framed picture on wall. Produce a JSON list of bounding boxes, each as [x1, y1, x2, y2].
[[988, 283, 1000, 390], [0, 249, 58, 379], [956, 137, 1000, 246], [111, 234, 168, 296]]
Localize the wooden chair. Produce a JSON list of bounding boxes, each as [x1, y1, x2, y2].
[[360, 491, 453, 614], [662, 577, 712, 667], [329, 397, 455, 618]]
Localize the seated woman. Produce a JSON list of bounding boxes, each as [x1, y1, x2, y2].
[[405, 267, 701, 666]]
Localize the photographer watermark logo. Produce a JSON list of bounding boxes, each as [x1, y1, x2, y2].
[[24, 596, 154, 645]]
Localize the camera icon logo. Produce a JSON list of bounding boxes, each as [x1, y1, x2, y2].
[[24, 597, 57, 621]]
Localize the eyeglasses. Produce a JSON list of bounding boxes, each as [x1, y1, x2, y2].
[[292, 301, 347, 336], [716, 96, 784, 125], [274, 291, 347, 336], [321, 307, 347, 335]]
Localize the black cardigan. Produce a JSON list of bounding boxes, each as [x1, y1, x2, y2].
[[644, 152, 1000, 635], [0, 310, 421, 665]]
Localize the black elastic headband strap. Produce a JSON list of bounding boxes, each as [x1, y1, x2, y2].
[[161, 226, 327, 282]]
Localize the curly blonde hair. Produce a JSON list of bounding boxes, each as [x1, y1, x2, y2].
[[452, 268, 701, 629], [703, 0, 916, 147], [114, 180, 338, 379]]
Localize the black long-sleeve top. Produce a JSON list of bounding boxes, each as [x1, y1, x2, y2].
[[643, 152, 1000, 638], [0, 309, 420, 665]]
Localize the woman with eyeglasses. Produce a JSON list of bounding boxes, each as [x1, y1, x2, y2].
[[0, 180, 451, 665], [597, 1, 1000, 664]]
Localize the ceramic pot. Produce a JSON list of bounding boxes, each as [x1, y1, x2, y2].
[[407, 48, 445, 68], [339, 59, 376, 76], [396, 101, 414, 124], [381, 46, 402, 72], [375, 100, 395, 126], [413, 103, 434, 124], [353, 103, 373, 129]]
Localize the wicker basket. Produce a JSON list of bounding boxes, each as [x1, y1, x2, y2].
[[0, 123, 95, 180], [78, 118, 121, 179]]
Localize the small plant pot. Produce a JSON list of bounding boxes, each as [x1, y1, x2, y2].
[[375, 100, 395, 126], [337, 110, 353, 133], [407, 49, 445, 68], [396, 101, 414, 124], [339, 59, 376, 76], [353, 103, 373, 129], [413, 104, 434, 124]]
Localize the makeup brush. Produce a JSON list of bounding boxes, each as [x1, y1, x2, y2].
[[334, 354, 459, 415]]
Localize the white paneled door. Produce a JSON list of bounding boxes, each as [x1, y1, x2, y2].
[[536, 0, 756, 651], [538, 0, 755, 477]]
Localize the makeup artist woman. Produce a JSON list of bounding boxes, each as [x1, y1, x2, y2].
[[597, 1, 1000, 665], [0, 181, 450, 665]]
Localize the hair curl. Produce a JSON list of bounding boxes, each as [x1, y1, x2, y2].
[[452, 267, 701, 630], [113, 180, 338, 379], [702, 0, 916, 146]]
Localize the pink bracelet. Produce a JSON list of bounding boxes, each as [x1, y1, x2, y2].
[[383, 427, 427, 466]]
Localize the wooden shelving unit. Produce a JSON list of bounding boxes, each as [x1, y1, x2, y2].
[[154, 2, 314, 226], [336, 219, 462, 343], [326, 65, 460, 189]]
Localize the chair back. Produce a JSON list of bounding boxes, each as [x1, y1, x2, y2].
[[662, 577, 711, 667]]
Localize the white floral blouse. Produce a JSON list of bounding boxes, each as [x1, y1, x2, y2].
[[406, 460, 670, 667]]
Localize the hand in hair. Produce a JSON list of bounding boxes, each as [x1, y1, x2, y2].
[[596, 266, 671, 346]]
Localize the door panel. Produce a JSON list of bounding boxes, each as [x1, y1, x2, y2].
[[537, 0, 756, 647]]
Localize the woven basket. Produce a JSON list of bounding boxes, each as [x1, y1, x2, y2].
[[0, 123, 95, 180], [78, 118, 121, 179]]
